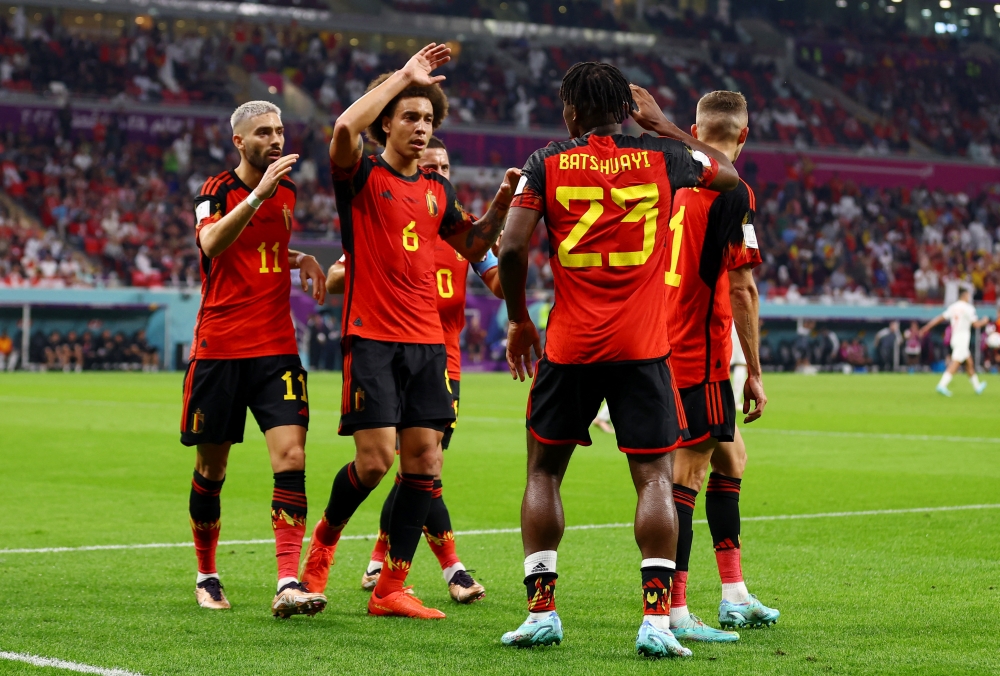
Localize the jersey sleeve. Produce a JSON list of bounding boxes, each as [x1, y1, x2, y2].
[[193, 178, 226, 232], [472, 249, 499, 277], [511, 148, 547, 212], [652, 137, 719, 192], [438, 176, 475, 239], [719, 182, 762, 270], [331, 153, 375, 197]]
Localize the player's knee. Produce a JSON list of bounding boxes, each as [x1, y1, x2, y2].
[[273, 445, 305, 472], [353, 445, 394, 485], [401, 442, 442, 476]]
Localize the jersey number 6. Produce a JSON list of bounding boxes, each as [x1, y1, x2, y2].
[[555, 183, 659, 268]]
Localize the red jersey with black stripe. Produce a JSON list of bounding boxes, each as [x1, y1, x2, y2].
[[333, 154, 474, 345], [665, 180, 762, 388], [511, 132, 718, 365], [189, 170, 298, 361]]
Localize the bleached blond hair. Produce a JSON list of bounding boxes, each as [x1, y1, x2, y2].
[[230, 100, 282, 132]]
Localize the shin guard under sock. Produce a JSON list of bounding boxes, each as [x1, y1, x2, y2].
[[671, 485, 697, 616], [423, 479, 460, 574], [189, 471, 224, 575], [271, 470, 307, 584], [706, 473, 744, 588], [318, 462, 374, 546], [373, 473, 434, 596], [369, 477, 399, 570]]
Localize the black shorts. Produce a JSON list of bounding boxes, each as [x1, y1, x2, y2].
[[339, 337, 455, 436], [180, 355, 309, 447], [527, 356, 689, 454], [679, 379, 736, 445], [442, 379, 460, 450]]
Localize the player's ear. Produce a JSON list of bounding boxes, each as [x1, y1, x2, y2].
[[738, 126, 749, 145], [690, 124, 699, 140], [382, 114, 391, 138]]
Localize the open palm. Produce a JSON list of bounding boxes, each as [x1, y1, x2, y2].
[[402, 43, 452, 86]]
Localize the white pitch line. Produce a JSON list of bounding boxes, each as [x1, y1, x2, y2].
[[742, 428, 1000, 444], [2, 505, 997, 556], [0, 651, 143, 676]]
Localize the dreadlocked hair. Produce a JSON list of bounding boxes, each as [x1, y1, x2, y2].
[[559, 62, 634, 127]]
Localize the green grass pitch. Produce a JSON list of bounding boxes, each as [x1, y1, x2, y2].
[[0, 371, 998, 675]]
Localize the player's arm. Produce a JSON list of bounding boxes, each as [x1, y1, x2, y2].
[[326, 259, 345, 295], [629, 84, 738, 192], [329, 43, 451, 169], [919, 314, 945, 337], [288, 249, 326, 304], [498, 206, 543, 381], [973, 316, 991, 329], [729, 264, 766, 423], [473, 250, 503, 299], [443, 167, 521, 261], [198, 156, 298, 258]]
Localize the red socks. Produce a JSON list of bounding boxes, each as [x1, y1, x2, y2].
[[189, 471, 223, 575], [271, 470, 307, 582]]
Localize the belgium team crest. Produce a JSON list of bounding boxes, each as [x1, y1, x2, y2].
[[425, 189, 439, 217]]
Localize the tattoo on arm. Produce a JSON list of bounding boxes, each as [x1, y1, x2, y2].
[[465, 207, 506, 251]]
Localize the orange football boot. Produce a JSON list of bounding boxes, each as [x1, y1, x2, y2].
[[368, 588, 446, 619], [299, 522, 338, 594]]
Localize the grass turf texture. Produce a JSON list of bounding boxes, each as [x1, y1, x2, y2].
[[0, 372, 998, 676]]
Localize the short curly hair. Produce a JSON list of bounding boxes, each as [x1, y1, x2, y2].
[[363, 71, 449, 147]]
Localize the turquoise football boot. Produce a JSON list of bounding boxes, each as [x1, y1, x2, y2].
[[975, 381, 988, 395], [671, 613, 740, 642], [501, 611, 563, 648], [936, 384, 953, 397], [718, 594, 780, 628], [635, 619, 692, 658]]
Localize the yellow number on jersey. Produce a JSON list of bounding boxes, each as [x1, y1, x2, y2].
[[664, 206, 685, 287], [437, 268, 454, 298], [258, 242, 283, 273], [555, 184, 661, 269], [556, 186, 603, 268], [402, 221, 419, 251], [609, 184, 659, 267]]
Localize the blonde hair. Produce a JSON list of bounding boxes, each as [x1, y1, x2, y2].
[[696, 91, 748, 143], [230, 100, 282, 132]]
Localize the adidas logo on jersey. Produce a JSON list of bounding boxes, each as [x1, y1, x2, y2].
[[353, 317, 363, 327], [380, 190, 394, 201]]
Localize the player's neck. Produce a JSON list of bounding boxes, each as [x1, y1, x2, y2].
[[381, 147, 419, 177], [582, 123, 621, 137], [234, 160, 265, 191], [703, 139, 741, 163]]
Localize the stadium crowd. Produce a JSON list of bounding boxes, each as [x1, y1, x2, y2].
[[747, 167, 1000, 305], [796, 30, 1000, 161]]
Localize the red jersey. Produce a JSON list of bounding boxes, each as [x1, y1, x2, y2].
[[665, 180, 762, 388], [189, 170, 298, 361], [511, 132, 718, 365], [333, 154, 473, 344], [434, 238, 498, 380]]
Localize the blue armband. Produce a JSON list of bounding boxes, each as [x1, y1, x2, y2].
[[472, 250, 499, 277]]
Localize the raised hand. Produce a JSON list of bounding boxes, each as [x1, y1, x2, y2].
[[492, 167, 523, 212], [257, 154, 299, 199], [629, 84, 679, 136], [401, 43, 452, 87], [507, 319, 543, 382]]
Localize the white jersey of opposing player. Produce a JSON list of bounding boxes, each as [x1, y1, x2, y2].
[[730, 321, 746, 366], [943, 300, 977, 363]]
